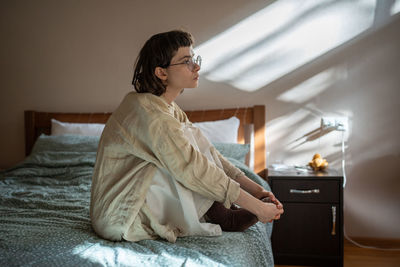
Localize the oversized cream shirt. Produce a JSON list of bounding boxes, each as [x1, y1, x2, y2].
[[90, 92, 244, 242]]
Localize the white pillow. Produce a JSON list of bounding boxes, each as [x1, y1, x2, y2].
[[51, 119, 105, 136], [193, 116, 240, 143]]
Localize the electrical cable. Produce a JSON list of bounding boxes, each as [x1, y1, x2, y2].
[[341, 131, 400, 251], [341, 130, 346, 188]]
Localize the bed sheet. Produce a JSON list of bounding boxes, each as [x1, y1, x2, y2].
[[0, 136, 273, 267]]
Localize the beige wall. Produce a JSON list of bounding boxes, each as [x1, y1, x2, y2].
[[1, 1, 399, 239]]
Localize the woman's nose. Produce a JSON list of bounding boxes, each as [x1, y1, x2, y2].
[[193, 63, 200, 72]]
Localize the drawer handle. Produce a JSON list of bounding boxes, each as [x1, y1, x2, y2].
[[331, 206, 336, 236], [289, 189, 320, 194]]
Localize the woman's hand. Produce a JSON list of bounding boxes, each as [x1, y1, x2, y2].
[[255, 190, 284, 221], [255, 190, 283, 209], [235, 175, 283, 211], [255, 202, 284, 223], [234, 188, 284, 224]]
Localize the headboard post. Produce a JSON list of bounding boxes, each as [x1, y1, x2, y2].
[[253, 105, 266, 178], [24, 111, 35, 156]]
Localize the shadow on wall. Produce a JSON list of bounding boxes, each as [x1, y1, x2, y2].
[[182, 1, 399, 170], [344, 155, 400, 238], [288, 126, 337, 149], [254, 63, 352, 167]]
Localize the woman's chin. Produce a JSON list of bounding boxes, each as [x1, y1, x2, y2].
[[190, 81, 199, 88]]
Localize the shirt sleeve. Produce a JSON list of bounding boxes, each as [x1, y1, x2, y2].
[[211, 146, 246, 180], [149, 115, 240, 208], [174, 103, 245, 181]]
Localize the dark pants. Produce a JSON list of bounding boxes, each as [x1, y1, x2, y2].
[[205, 202, 258, 232]]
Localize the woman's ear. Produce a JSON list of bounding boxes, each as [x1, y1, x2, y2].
[[154, 67, 168, 81]]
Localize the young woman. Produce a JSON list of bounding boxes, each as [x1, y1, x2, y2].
[[90, 30, 283, 243]]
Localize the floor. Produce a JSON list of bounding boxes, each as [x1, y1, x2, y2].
[[275, 238, 400, 267]]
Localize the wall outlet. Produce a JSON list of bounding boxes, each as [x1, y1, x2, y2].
[[321, 117, 348, 131]]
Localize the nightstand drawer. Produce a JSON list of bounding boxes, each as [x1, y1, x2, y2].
[[272, 179, 340, 203]]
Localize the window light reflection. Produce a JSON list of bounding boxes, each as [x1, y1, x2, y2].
[[195, 0, 394, 92], [277, 67, 348, 104]]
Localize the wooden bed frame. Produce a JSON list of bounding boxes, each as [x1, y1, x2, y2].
[[25, 105, 267, 178]]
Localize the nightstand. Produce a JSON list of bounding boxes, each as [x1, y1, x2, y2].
[[268, 167, 343, 267]]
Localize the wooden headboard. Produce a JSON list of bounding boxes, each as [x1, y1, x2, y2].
[[24, 105, 266, 178]]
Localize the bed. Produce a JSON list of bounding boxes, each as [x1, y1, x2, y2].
[[0, 105, 274, 267]]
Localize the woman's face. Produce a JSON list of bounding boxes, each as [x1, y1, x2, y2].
[[165, 46, 200, 91]]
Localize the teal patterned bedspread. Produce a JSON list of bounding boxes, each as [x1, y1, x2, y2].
[[0, 135, 273, 267]]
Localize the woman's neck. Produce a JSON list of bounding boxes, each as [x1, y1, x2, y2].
[[162, 87, 183, 105]]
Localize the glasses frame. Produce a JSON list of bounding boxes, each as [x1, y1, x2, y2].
[[166, 55, 202, 71]]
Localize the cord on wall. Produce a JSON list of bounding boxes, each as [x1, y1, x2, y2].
[[341, 131, 347, 188]]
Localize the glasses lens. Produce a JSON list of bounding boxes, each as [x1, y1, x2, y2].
[[186, 56, 202, 71], [195, 56, 201, 68], [189, 56, 201, 71]]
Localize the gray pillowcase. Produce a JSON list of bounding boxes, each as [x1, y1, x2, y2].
[[212, 142, 250, 164], [31, 135, 250, 165]]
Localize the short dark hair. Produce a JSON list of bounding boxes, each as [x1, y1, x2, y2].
[[132, 30, 194, 96]]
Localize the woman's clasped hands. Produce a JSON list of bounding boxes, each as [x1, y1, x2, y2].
[[255, 190, 284, 223]]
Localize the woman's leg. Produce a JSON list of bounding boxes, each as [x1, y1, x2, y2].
[[205, 201, 258, 232]]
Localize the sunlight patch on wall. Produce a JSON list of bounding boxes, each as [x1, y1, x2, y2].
[[195, 0, 377, 92], [391, 0, 400, 14], [266, 109, 311, 147], [276, 67, 348, 104]]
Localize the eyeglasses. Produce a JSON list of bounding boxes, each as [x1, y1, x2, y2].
[[167, 55, 202, 71]]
